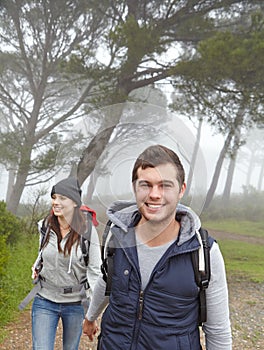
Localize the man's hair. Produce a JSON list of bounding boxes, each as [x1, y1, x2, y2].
[[132, 144, 185, 187]]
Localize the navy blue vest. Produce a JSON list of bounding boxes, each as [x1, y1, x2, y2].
[[98, 226, 213, 350]]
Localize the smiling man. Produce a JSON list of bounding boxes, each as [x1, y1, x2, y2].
[[83, 144, 232, 350]]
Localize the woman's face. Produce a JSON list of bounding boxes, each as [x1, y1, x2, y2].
[[51, 193, 77, 222]]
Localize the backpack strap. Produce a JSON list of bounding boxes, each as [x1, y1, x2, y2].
[[40, 216, 50, 250], [80, 208, 93, 266], [31, 217, 50, 276], [101, 220, 115, 296], [80, 236, 89, 266], [191, 227, 211, 324]]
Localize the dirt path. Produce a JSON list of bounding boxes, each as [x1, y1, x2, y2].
[[1, 280, 263, 350], [209, 229, 264, 245], [1, 230, 263, 349]]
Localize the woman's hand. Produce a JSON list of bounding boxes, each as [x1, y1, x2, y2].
[[31, 266, 38, 280], [82, 318, 99, 341]]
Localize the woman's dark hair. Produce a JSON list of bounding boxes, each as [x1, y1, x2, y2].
[[43, 207, 86, 255], [132, 144, 185, 187]]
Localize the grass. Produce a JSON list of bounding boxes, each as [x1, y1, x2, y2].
[[203, 219, 264, 283], [0, 233, 38, 342], [202, 219, 264, 238], [217, 239, 264, 283]]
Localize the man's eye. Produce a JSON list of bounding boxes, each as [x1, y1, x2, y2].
[[139, 183, 149, 188]]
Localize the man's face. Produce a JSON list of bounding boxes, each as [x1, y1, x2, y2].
[[134, 163, 186, 224]]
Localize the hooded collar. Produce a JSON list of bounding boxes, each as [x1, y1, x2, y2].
[[106, 200, 201, 246]]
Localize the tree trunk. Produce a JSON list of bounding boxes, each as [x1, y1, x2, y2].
[[185, 118, 203, 197], [222, 121, 243, 202], [222, 155, 236, 203], [257, 159, 264, 191], [203, 131, 233, 210], [6, 145, 32, 214], [245, 151, 255, 187], [85, 171, 97, 201], [5, 168, 16, 203], [7, 171, 29, 214], [204, 102, 246, 209], [77, 103, 126, 185]]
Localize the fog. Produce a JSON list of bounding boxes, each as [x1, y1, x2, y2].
[[0, 103, 262, 210]]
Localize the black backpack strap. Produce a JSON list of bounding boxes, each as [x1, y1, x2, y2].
[[101, 220, 115, 296], [80, 235, 90, 267], [33, 216, 50, 275], [80, 210, 93, 267], [191, 227, 211, 324], [40, 216, 50, 250]]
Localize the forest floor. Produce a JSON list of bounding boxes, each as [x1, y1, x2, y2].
[[0, 230, 263, 350]]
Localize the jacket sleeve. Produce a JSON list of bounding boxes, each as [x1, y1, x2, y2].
[[86, 274, 109, 321], [86, 226, 101, 293], [202, 242, 232, 349]]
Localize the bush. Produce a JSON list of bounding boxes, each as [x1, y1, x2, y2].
[[201, 191, 264, 221], [0, 201, 21, 278], [17, 200, 50, 236], [0, 232, 39, 331], [0, 235, 9, 278]]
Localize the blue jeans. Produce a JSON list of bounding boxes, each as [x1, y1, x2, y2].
[[32, 295, 84, 350]]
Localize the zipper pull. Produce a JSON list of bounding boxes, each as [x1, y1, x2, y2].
[[138, 290, 144, 320]]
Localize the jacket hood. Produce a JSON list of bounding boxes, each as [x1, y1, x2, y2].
[[106, 200, 201, 246]]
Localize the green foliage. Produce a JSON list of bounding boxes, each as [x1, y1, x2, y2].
[[198, 29, 264, 89], [0, 130, 22, 165], [110, 15, 163, 73], [0, 232, 39, 331], [0, 234, 9, 277], [0, 200, 21, 250], [0, 200, 46, 337], [0, 201, 22, 289], [201, 190, 264, 221], [59, 53, 87, 75], [176, 11, 264, 95], [172, 11, 264, 135], [219, 240, 264, 283]]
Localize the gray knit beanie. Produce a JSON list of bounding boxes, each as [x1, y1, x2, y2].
[[51, 177, 82, 207]]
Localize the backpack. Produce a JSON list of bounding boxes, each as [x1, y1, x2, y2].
[[18, 205, 98, 311], [38, 205, 97, 268], [100, 221, 211, 324]]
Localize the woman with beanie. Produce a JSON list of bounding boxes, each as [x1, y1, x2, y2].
[[31, 177, 101, 350]]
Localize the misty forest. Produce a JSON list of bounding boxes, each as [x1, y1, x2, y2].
[[0, 1, 264, 349], [0, 0, 263, 215]]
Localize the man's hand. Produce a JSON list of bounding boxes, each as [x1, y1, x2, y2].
[[82, 318, 99, 341]]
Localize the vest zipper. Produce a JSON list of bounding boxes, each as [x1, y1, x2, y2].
[[138, 290, 144, 320]]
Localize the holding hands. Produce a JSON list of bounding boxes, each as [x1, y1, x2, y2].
[[83, 318, 99, 341]]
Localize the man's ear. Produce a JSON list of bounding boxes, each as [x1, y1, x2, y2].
[[179, 183, 186, 199], [132, 181, 136, 193]]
